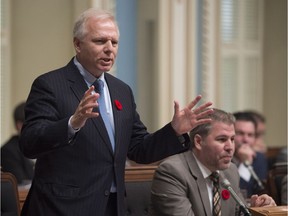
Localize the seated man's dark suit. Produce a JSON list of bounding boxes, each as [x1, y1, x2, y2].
[[239, 152, 268, 197], [1, 135, 34, 184]]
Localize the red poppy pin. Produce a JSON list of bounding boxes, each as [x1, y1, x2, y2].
[[114, 100, 123, 110], [221, 189, 230, 200]]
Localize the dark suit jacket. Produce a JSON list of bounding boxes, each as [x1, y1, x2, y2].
[[1, 135, 34, 184], [19, 58, 190, 216], [239, 152, 268, 197], [150, 151, 246, 216]]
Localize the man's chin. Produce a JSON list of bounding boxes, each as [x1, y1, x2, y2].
[[100, 67, 112, 72], [99, 62, 113, 70], [220, 162, 231, 170]]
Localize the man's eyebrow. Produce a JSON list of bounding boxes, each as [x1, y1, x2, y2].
[[215, 135, 228, 138]]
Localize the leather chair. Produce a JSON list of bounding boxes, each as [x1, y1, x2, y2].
[[124, 166, 157, 216], [125, 180, 152, 216], [1, 172, 20, 216], [267, 162, 288, 205]]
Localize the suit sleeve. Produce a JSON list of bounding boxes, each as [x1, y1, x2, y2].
[[125, 85, 190, 164], [150, 162, 195, 216], [19, 76, 71, 159]]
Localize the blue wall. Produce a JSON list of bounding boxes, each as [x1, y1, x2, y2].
[[116, 1, 138, 96]]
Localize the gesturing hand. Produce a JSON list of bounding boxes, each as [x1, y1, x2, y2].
[[70, 86, 100, 130], [171, 95, 213, 135]]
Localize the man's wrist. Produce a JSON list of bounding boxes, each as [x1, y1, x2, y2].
[[68, 116, 80, 132]]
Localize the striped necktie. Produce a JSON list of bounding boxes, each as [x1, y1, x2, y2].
[[210, 172, 221, 216]]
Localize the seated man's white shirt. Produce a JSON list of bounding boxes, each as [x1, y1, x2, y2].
[[238, 163, 251, 182], [194, 153, 215, 213]]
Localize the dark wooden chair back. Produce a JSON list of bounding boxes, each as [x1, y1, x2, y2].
[[1, 172, 21, 216], [267, 162, 288, 205], [124, 166, 157, 216]]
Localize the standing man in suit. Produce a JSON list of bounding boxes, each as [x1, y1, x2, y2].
[[1, 102, 34, 185], [150, 109, 275, 216], [19, 8, 213, 216]]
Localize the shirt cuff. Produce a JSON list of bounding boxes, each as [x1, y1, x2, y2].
[[68, 116, 80, 135]]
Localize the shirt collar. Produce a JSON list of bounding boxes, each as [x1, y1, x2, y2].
[[193, 152, 219, 179], [73, 57, 105, 86]]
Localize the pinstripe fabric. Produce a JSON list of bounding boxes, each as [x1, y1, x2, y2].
[[19, 58, 190, 216]]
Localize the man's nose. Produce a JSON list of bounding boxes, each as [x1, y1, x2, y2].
[[237, 134, 248, 144], [242, 134, 250, 143], [104, 41, 113, 51], [224, 140, 234, 151]]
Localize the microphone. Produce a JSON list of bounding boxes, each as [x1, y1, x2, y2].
[[243, 161, 265, 191], [221, 179, 252, 216]]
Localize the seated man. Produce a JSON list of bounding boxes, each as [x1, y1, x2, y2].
[[150, 108, 275, 216], [1, 102, 34, 185], [233, 112, 268, 197], [245, 110, 267, 154]]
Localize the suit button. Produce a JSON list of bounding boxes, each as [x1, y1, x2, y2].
[[104, 190, 109, 196]]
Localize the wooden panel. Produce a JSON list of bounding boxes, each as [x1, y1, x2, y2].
[[18, 189, 28, 210], [125, 165, 157, 182], [266, 147, 282, 159], [249, 206, 288, 216], [17, 165, 158, 209]]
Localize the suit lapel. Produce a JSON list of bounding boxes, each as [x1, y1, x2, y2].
[[220, 166, 243, 215], [64, 59, 88, 102], [219, 171, 230, 216], [185, 152, 212, 216], [65, 59, 114, 154]]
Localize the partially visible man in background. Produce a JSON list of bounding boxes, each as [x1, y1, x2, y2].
[[245, 110, 267, 154], [233, 112, 268, 198], [1, 102, 34, 185]]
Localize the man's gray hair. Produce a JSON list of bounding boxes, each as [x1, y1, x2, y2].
[[73, 8, 119, 40]]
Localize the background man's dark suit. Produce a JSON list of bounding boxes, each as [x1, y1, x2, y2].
[[150, 151, 245, 216], [239, 152, 268, 197], [1, 135, 34, 184], [19, 59, 190, 216]]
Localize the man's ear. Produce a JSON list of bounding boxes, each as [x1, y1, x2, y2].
[[73, 37, 81, 53], [15, 121, 23, 134], [194, 134, 202, 150]]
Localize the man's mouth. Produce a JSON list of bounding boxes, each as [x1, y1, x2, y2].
[[222, 155, 232, 160], [102, 58, 112, 62]]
